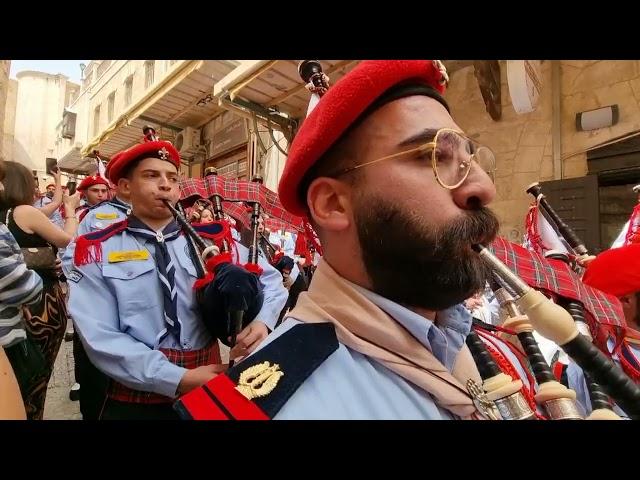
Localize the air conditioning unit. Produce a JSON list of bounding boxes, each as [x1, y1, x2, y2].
[[175, 127, 202, 157]]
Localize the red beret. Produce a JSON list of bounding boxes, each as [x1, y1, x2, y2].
[[582, 244, 640, 297], [278, 60, 449, 217], [45, 184, 55, 189], [77, 175, 111, 192], [106, 140, 180, 184]]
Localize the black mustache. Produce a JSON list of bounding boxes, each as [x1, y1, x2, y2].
[[444, 208, 499, 245]]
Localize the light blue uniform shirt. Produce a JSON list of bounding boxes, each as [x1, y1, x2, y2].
[[77, 197, 130, 236], [249, 281, 474, 419], [64, 224, 287, 398]]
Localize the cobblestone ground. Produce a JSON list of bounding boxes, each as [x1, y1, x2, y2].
[[43, 337, 81, 420], [42, 336, 230, 420]]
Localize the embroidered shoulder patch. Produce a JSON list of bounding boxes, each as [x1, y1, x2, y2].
[[68, 270, 84, 283]]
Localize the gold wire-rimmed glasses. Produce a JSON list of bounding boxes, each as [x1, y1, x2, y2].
[[330, 128, 496, 189]]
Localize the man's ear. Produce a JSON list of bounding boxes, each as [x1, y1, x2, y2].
[[306, 177, 352, 234], [118, 177, 131, 196]]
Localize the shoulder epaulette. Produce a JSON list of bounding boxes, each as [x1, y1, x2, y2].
[[73, 219, 129, 267], [174, 322, 338, 420]]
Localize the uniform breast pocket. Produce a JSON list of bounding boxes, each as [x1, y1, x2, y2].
[[176, 246, 199, 278], [103, 260, 159, 315]]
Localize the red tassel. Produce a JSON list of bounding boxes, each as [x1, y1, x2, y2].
[[552, 361, 565, 382], [193, 272, 214, 290], [524, 203, 545, 254], [294, 229, 309, 257], [302, 220, 323, 256], [244, 262, 263, 276], [625, 204, 640, 246], [73, 235, 103, 266], [204, 252, 233, 276]]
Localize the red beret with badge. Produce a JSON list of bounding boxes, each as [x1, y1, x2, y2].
[[77, 174, 111, 192], [106, 126, 181, 184]]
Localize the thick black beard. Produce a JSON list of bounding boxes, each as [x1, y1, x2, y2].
[[354, 195, 499, 311]]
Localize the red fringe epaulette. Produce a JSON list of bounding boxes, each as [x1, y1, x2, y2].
[[73, 219, 128, 266]]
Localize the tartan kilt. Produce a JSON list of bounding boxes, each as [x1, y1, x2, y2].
[[108, 341, 221, 404]]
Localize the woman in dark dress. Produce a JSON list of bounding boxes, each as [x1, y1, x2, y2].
[[0, 162, 80, 419]]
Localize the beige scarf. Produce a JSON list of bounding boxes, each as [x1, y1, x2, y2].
[[289, 259, 482, 418]]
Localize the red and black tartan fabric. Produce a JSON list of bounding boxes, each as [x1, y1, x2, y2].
[[222, 201, 251, 230], [180, 177, 232, 206], [225, 180, 305, 232], [180, 178, 212, 206], [108, 342, 221, 404], [180, 178, 305, 233], [205, 175, 229, 198], [489, 237, 626, 342], [265, 217, 302, 234]]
